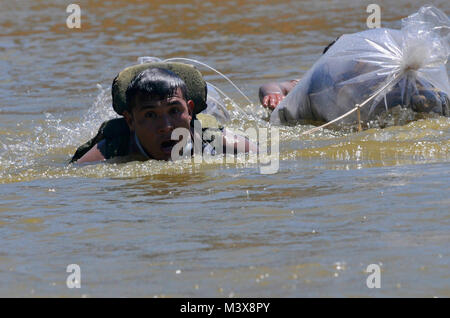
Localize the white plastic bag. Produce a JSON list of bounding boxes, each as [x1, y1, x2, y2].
[[270, 6, 450, 126]]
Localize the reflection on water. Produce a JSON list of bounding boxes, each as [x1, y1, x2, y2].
[[0, 0, 449, 297]]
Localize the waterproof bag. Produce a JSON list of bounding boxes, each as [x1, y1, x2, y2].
[[270, 6, 450, 126]]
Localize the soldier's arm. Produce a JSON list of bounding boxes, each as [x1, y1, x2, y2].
[[75, 140, 107, 163]]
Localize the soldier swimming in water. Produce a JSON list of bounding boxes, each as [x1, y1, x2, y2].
[[72, 65, 256, 163]]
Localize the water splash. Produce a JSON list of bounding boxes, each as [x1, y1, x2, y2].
[[0, 85, 117, 183]]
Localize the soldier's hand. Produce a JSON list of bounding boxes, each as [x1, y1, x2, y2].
[[262, 93, 284, 110]]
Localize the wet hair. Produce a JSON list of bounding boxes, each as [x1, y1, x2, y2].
[[126, 67, 188, 111], [322, 36, 341, 54]]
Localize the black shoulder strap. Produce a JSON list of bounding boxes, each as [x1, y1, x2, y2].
[[70, 118, 130, 163]]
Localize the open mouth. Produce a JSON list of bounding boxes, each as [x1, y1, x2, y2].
[[160, 140, 178, 154]]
